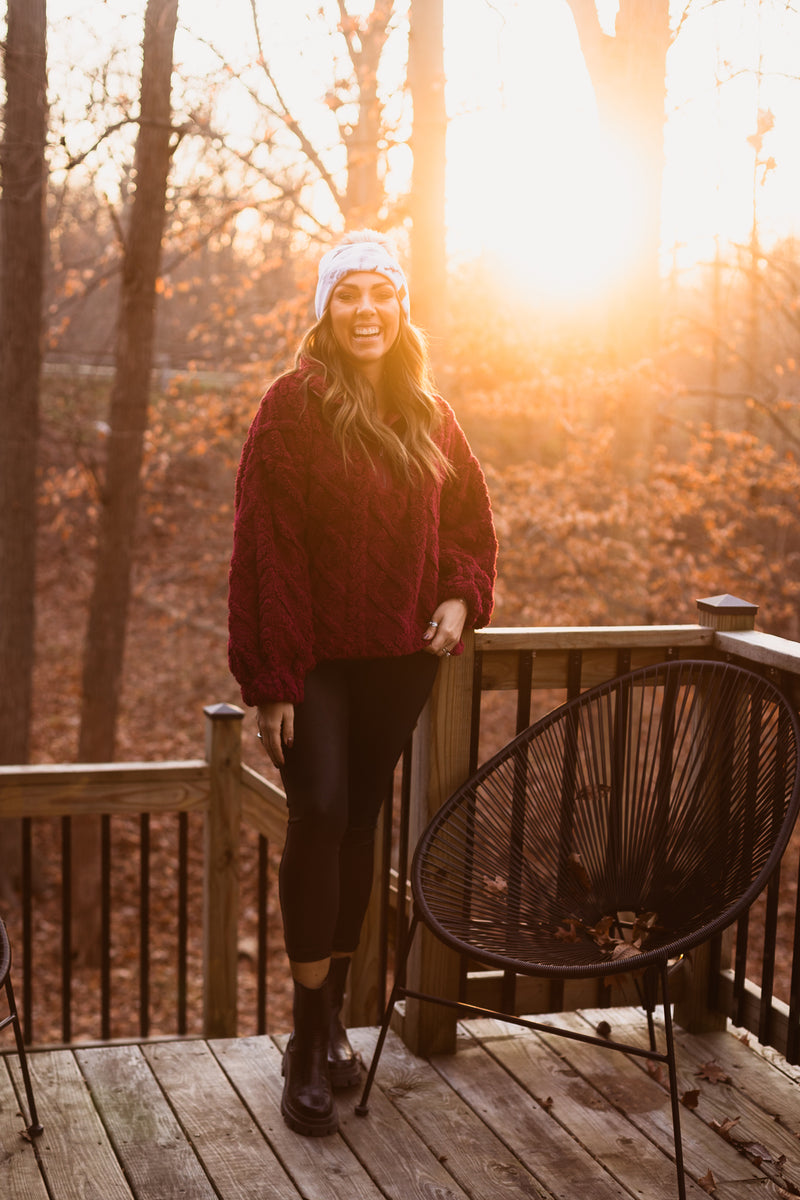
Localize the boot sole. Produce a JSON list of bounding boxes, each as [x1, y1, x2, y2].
[[328, 1057, 362, 1089], [281, 1096, 339, 1137]]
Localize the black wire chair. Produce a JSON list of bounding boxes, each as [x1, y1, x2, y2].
[[1, 917, 43, 1137], [356, 660, 800, 1200]]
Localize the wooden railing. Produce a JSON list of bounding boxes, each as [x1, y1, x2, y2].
[[1, 595, 799, 1064]]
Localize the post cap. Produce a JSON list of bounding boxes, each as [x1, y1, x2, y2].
[[696, 594, 758, 616], [203, 702, 245, 720]]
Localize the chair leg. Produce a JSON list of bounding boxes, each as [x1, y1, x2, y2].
[[355, 911, 420, 1117], [642, 964, 658, 1052], [660, 960, 686, 1200], [5, 976, 43, 1137]]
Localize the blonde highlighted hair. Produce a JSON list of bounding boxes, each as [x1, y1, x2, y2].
[[295, 231, 452, 484]]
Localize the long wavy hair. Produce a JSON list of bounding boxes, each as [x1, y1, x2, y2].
[[294, 249, 453, 484]]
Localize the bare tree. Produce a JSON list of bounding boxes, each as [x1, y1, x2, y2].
[[408, 0, 446, 339], [0, 0, 48, 891], [566, 0, 670, 355], [78, 0, 180, 764]]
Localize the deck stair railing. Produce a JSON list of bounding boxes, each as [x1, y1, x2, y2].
[[1, 595, 798, 1063]]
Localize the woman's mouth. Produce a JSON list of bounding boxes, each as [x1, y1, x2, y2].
[[353, 325, 381, 339]]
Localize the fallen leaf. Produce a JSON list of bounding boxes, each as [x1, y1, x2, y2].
[[711, 1115, 741, 1141], [611, 940, 643, 961], [698, 1168, 717, 1194], [555, 920, 581, 942], [567, 851, 591, 890], [741, 1141, 773, 1164], [646, 1060, 667, 1086], [540, 1095, 554, 1112], [681, 1089, 700, 1109], [631, 911, 660, 941], [587, 915, 615, 946], [483, 874, 508, 895], [596, 1019, 611, 1040], [696, 1061, 731, 1085]]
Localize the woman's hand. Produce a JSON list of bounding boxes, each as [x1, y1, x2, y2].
[[422, 597, 468, 658], [256, 701, 295, 768]]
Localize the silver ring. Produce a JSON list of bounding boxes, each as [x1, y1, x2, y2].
[[443, 649, 451, 656], [428, 620, 439, 628], [257, 732, 263, 740]]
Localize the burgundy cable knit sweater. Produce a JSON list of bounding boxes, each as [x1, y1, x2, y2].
[[227, 370, 497, 707]]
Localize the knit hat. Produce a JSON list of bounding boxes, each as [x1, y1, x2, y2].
[[314, 240, 410, 321]]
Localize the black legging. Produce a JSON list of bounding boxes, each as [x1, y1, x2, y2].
[[278, 652, 439, 963]]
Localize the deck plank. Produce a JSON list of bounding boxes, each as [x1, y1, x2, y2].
[[76, 1043, 218, 1200], [26, 1049, 135, 1200], [210, 1034, 385, 1200], [574, 1008, 800, 1194], [433, 1021, 633, 1200], [460, 1016, 711, 1200], [538, 1012, 768, 1192], [142, 1039, 300, 1200], [277, 1031, 476, 1200], [2, 1013, 797, 1200], [0, 1057, 48, 1200], [348, 1025, 551, 1200]]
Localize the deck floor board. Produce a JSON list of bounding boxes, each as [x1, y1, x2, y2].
[[3, 1010, 798, 1200]]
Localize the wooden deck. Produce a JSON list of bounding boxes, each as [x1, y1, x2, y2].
[[2, 1008, 799, 1200]]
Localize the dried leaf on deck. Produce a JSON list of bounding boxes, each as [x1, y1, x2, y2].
[[711, 1115, 741, 1140], [646, 1060, 667, 1086], [681, 1089, 700, 1109], [698, 1168, 717, 1194], [697, 1061, 731, 1085], [483, 874, 508, 895], [741, 1141, 773, 1165]]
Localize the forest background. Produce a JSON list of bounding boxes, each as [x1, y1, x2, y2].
[[1, 0, 800, 1034]]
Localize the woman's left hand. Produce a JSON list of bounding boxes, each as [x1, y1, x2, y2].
[[422, 597, 468, 657]]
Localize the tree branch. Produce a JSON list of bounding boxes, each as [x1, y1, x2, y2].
[[247, 0, 345, 214]]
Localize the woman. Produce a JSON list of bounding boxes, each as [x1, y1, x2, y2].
[[228, 231, 497, 1137]]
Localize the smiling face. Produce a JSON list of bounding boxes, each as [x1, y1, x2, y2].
[[328, 271, 401, 386]]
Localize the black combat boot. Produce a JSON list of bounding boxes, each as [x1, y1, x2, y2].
[[281, 979, 338, 1136], [327, 956, 361, 1088]]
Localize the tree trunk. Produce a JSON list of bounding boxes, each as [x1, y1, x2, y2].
[[565, 0, 670, 357], [0, 0, 48, 897], [408, 0, 447, 343], [341, 1, 394, 226], [75, 0, 178, 965], [78, 0, 179, 763]]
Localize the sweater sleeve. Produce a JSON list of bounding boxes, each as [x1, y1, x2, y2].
[[227, 379, 316, 706], [436, 405, 498, 628]]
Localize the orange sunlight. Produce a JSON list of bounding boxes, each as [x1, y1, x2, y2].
[[443, 0, 800, 306]]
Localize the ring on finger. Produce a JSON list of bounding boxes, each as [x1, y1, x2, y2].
[[428, 620, 439, 628]]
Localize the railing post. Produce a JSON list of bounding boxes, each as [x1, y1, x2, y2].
[[402, 631, 476, 1057], [674, 595, 758, 1034], [203, 702, 244, 1038]]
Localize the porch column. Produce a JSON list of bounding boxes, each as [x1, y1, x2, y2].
[[674, 594, 757, 1034]]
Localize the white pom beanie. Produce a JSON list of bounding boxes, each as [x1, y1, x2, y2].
[[314, 240, 410, 321]]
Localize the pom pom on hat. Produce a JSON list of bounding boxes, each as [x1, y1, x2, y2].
[[314, 240, 410, 320]]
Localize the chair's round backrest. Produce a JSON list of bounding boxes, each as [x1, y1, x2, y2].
[[413, 660, 800, 978]]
